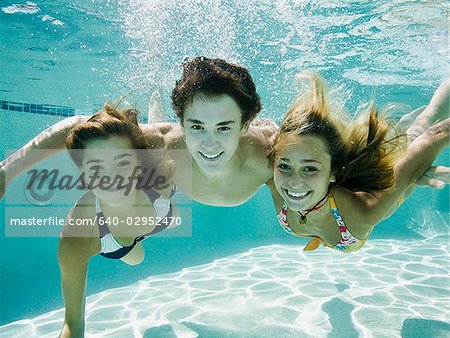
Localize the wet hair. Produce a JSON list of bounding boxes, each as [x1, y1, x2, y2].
[[269, 73, 405, 193], [66, 103, 149, 167], [171, 56, 262, 128], [66, 103, 173, 191]]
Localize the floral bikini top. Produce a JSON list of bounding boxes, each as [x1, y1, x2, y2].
[[276, 192, 368, 253]]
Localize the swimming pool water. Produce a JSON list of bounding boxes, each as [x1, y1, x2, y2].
[[1, 237, 449, 337], [1, 0, 449, 337]]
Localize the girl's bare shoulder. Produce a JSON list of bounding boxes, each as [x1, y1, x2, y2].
[[331, 187, 378, 236]]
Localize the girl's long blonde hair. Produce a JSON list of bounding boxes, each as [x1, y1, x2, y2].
[[269, 73, 405, 193]]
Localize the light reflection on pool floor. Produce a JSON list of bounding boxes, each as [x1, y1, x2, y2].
[[1, 236, 449, 338]]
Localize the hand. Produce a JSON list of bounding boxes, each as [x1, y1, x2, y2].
[[416, 166, 450, 189]]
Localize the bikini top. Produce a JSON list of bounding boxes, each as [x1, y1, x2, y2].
[[96, 187, 174, 259], [276, 192, 368, 253]]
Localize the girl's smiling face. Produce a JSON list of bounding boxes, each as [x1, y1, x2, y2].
[[80, 136, 141, 203], [273, 135, 335, 212]]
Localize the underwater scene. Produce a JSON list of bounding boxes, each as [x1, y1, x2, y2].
[[0, 1, 449, 337]]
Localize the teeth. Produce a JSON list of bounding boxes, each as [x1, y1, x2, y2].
[[199, 151, 223, 159], [286, 190, 308, 198]]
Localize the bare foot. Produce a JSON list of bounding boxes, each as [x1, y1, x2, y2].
[[148, 89, 166, 123]]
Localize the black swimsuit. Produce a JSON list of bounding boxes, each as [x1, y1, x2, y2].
[[96, 188, 173, 259]]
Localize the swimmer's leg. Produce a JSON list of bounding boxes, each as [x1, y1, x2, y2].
[[148, 88, 166, 123]]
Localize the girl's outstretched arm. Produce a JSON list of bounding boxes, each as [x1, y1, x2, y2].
[[359, 118, 450, 225], [396, 118, 450, 189], [0, 116, 177, 200], [358, 79, 450, 224], [406, 79, 450, 141], [398, 79, 450, 189], [0, 115, 88, 199]]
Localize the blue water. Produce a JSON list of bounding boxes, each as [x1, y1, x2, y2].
[[1, 0, 449, 337]]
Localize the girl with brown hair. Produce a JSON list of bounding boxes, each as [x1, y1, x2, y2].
[[268, 73, 449, 253], [58, 104, 177, 337]]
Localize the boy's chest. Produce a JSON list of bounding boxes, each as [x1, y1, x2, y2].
[[176, 167, 268, 206]]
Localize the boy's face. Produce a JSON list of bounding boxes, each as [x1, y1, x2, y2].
[[182, 95, 244, 176]]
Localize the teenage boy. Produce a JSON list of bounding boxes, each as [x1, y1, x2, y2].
[[1, 57, 447, 204], [1, 57, 277, 206]]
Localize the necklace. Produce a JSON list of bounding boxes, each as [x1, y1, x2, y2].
[[297, 189, 330, 224]]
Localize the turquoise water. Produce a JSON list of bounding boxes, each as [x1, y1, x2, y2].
[[1, 1, 449, 337]]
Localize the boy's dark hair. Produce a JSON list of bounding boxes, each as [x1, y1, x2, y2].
[[171, 57, 262, 127]]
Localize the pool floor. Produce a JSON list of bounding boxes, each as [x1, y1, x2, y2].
[[1, 236, 449, 338]]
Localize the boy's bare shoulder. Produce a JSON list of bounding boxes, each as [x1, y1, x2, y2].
[[139, 122, 184, 148], [244, 118, 278, 152], [239, 119, 278, 178]]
